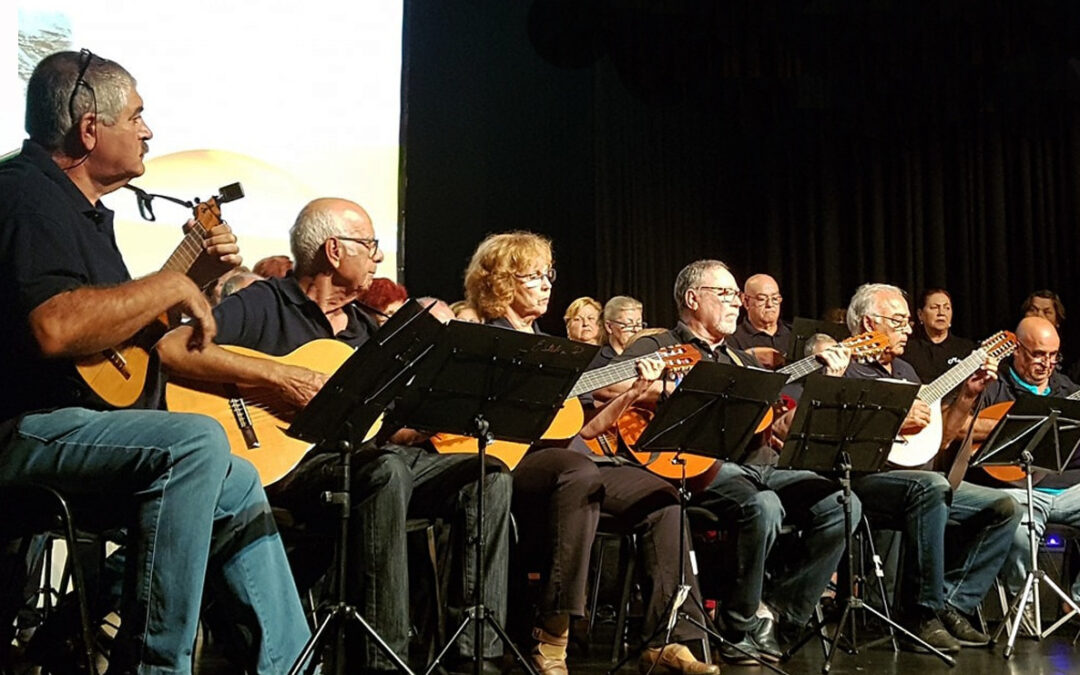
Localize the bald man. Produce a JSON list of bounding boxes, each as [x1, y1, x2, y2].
[[158, 198, 512, 673], [962, 316, 1080, 605], [728, 273, 792, 369]]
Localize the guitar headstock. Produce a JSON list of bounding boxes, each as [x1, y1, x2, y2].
[[190, 183, 245, 237], [656, 344, 702, 376], [840, 330, 889, 364], [980, 330, 1018, 360]]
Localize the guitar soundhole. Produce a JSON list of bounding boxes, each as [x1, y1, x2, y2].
[[104, 349, 131, 379]]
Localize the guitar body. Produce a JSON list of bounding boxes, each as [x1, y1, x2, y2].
[[584, 429, 620, 458], [973, 401, 1042, 484], [620, 408, 719, 481], [430, 393, 587, 470], [166, 339, 375, 486], [887, 399, 943, 467], [75, 314, 168, 408]]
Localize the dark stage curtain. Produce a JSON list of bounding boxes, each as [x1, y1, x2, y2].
[[402, 0, 1080, 356]]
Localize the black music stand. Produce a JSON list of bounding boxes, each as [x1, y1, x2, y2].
[[608, 361, 790, 675], [786, 318, 851, 365], [775, 375, 948, 673], [971, 396, 1080, 657], [387, 322, 598, 675], [284, 300, 445, 675]]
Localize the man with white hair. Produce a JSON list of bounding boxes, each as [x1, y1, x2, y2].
[[844, 283, 1021, 653], [158, 198, 512, 673]]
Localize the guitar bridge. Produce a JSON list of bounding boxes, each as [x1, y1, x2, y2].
[[228, 397, 260, 449], [103, 348, 132, 379]]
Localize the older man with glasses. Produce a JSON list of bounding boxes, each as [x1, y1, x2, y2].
[[616, 260, 854, 665], [843, 283, 1021, 654], [728, 273, 792, 370], [956, 316, 1080, 608]]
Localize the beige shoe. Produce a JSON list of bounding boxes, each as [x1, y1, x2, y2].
[[639, 644, 720, 675], [530, 626, 568, 675]]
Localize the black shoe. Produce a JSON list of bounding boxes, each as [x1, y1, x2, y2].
[[901, 612, 961, 654], [717, 632, 760, 665], [747, 616, 783, 663], [939, 607, 990, 647]]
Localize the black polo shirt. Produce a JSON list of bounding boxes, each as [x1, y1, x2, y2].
[[617, 322, 774, 465], [0, 140, 158, 423], [212, 275, 378, 353], [727, 318, 793, 358], [902, 332, 976, 385], [974, 359, 1080, 490]]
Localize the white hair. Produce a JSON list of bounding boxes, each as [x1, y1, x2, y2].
[[846, 283, 904, 334], [289, 203, 343, 276], [673, 259, 729, 312]]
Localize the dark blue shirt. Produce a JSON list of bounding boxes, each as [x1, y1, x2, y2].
[[0, 140, 154, 421], [212, 275, 378, 353]]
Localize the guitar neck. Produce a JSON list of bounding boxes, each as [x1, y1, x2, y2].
[[917, 348, 987, 404], [568, 358, 644, 397], [161, 202, 214, 275], [778, 354, 820, 383]]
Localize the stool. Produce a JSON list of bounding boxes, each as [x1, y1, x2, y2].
[[0, 483, 100, 674]]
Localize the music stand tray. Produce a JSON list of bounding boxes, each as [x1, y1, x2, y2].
[[290, 299, 445, 448], [971, 395, 1080, 475], [969, 395, 1080, 656], [636, 362, 788, 464], [778, 374, 917, 474], [786, 318, 851, 365], [389, 322, 598, 675]]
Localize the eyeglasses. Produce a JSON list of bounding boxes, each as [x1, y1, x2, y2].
[[1017, 342, 1063, 366], [747, 294, 783, 306], [68, 49, 97, 129], [515, 268, 556, 288], [870, 314, 915, 330], [334, 235, 380, 260], [608, 319, 647, 333], [695, 286, 741, 304]]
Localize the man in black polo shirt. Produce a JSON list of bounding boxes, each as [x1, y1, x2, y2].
[[157, 197, 512, 673], [617, 260, 852, 665], [960, 316, 1080, 605], [727, 273, 792, 370], [843, 283, 1020, 653], [0, 50, 309, 673]]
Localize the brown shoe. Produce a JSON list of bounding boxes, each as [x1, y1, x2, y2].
[[639, 644, 720, 675], [530, 627, 568, 675]]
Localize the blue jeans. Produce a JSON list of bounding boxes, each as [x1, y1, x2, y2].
[[854, 471, 1021, 614], [0, 408, 309, 675], [944, 481, 1022, 613], [1000, 485, 1080, 600], [694, 463, 855, 631]]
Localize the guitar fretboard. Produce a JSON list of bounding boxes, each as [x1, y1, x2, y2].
[[568, 358, 643, 398], [161, 203, 214, 274]]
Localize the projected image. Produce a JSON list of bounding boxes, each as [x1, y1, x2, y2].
[[8, 1, 402, 279]]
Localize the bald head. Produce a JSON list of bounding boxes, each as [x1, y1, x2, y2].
[[1013, 315, 1061, 389], [743, 273, 782, 331]]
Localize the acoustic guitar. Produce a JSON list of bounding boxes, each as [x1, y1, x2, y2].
[[973, 389, 1080, 484], [887, 331, 1018, 467], [165, 339, 382, 486], [432, 344, 701, 469], [76, 186, 243, 408]]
